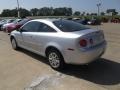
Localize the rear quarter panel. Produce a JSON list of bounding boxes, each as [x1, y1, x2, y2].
[[34, 32, 79, 57]]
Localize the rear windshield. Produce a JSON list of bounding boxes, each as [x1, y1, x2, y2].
[[53, 20, 89, 32]]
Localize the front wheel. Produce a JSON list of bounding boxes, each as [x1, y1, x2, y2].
[[11, 38, 19, 50], [47, 49, 65, 70]]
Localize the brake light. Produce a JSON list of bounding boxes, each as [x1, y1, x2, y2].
[[79, 39, 87, 47]]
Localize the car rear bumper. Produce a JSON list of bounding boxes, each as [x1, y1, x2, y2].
[[64, 41, 107, 65]]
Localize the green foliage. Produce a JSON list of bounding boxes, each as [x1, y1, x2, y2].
[[1, 9, 12, 17], [73, 11, 81, 16], [106, 9, 118, 16], [19, 8, 31, 17], [38, 7, 53, 16], [0, 7, 72, 17], [1, 8, 30, 17], [0, 7, 119, 20], [53, 7, 72, 16], [101, 12, 105, 16], [30, 8, 39, 16]]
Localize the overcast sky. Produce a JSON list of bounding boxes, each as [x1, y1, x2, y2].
[[0, 0, 120, 13]]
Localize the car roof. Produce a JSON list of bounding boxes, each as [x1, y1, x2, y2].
[[22, 19, 63, 32], [31, 19, 61, 23]]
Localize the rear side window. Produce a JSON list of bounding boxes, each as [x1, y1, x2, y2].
[[38, 23, 56, 32], [53, 20, 89, 32]]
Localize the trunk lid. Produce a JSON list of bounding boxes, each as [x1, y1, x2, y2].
[[73, 29, 105, 48]]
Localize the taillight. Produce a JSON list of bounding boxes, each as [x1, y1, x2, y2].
[[79, 39, 87, 47]]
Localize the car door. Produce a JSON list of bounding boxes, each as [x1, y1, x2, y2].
[[14, 30, 24, 47], [26, 22, 43, 52], [33, 22, 57, 55], [19, 21, 40, 51]]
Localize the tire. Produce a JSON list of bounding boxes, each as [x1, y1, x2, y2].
[[11, 38, 19, 50], [47, 49, 65, 70]]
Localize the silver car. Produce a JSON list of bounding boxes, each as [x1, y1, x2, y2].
[[10, 19, 106, 70]]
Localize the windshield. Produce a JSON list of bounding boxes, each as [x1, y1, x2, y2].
[[12, 19, 21, 24], [53, 20, 89, 32]]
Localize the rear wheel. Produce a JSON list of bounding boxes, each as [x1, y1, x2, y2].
[[47, 49, 65, 70], [11, 38, 19, 50]]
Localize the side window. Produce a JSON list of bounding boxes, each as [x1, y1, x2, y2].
[[21, 23, 30, 32], [21, 21, 40, 32], [38, 23, 56, 32]]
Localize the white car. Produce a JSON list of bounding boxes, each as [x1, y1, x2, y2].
[[10, 19, 107, 70]]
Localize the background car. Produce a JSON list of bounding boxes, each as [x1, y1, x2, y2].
[[0, 20, 7, 31], [74, 19, 90, 25], [10, 19, 106, 70], [87, 19, 101, 25], [111, 18, 120, 23], [1, 19, 15, 31], [6, 18, 31, 33], [2, 19, 21, 32]]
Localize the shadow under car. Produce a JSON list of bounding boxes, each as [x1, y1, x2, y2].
[[18, 48, 120, 85]]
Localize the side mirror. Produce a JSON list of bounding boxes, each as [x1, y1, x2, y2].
[[16, 28, 21, 32], [16, 28, 23, 33], [19, 28, 23, 32]]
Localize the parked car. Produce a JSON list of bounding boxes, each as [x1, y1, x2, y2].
[[1, 19, 15, 31], [2, 19, 21, 32], [10, 19, 106, 70], [111, 18, 120, 23], [87, 19, 101, 25], [0, 20, 7, 31], [6, 18, 31, 33], [74, 19, 90, 25]]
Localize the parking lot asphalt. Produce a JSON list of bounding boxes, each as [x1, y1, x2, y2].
[[0, 23, 120, 90]]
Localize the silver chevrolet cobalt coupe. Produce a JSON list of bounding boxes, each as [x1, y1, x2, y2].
[[10, 19, 106, 70]]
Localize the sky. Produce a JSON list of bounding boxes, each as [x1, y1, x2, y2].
[[0, 0, 120, 13]]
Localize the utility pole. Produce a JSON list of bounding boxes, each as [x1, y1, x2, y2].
[[97, 3, 101, 16], [17, 0, 20, 17], [96, 3, 101, 30]]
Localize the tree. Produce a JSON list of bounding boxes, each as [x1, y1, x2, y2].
[[91, 13, 97, 16], [30, 8, 39, 16], [113, 11, 118, 15], [0, 7, 73, 17], [73, 11, 80, 16], [1, 8, 31, 17], [53, 7, 72, 16], [101, 12, 105, 16], [1, 9, 11, 17], [86, 13, 90, 16], [65, 8, 72, 16], [38, 7, 54, 16], [81, 12, 86, 16], [19, 8, 31, 17], [106, 9, 118, 16], [10, 8, 19, 17]]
